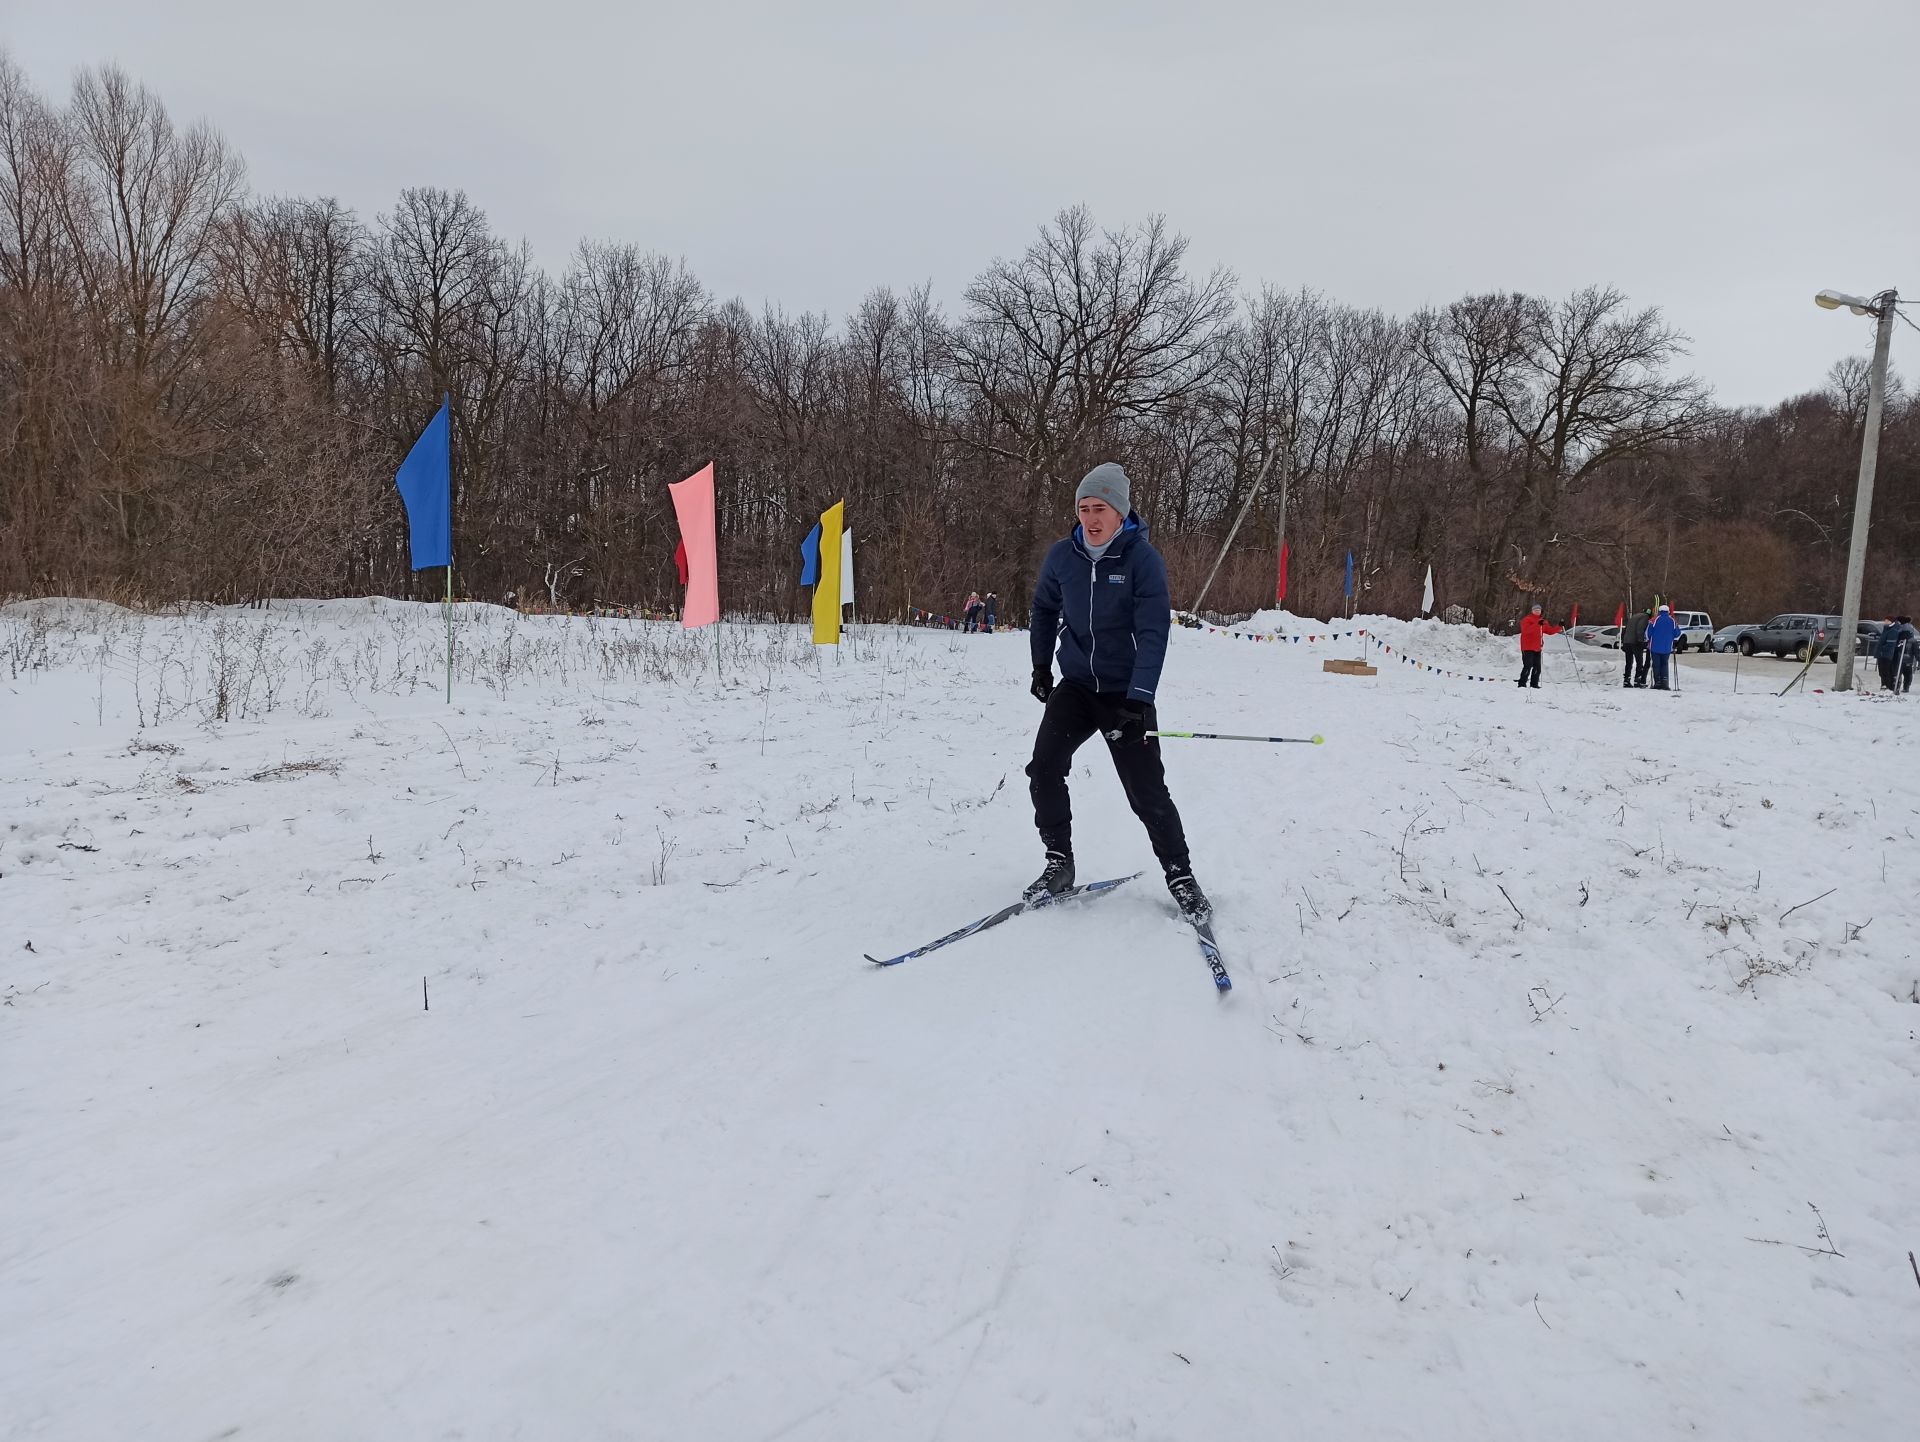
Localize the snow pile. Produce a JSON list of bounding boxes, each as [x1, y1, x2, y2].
[[1215, 606, 1515, 669], [3, 604, 1919, 1439]]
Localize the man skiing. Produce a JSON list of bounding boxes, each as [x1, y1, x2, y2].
[[1517, 603, 1561, 688], [1026, 462, 1208, 921], [1646, 604, 1681, 690]]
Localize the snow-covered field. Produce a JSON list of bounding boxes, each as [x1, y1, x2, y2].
[[3, 598, 1917, 1441]]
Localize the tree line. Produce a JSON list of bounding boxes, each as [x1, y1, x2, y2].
[[3, 55, 1914, 628]]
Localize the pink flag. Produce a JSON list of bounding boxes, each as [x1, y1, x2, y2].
[[668, 463, 720, 628]]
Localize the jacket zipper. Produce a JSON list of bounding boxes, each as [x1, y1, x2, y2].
[[1088, 557, 1099, 692]]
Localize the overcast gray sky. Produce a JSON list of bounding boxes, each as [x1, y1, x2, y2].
[[10, 0, 1916, 405]]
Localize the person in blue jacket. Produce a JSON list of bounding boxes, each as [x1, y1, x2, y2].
[[1646, 604, 1680, 690], [1026, 462, 1208, 921]]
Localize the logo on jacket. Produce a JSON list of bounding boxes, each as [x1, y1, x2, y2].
[[1107, 573, 1126, 584]]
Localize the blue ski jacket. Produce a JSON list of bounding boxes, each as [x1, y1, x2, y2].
[[1647, 610, 1681, 655], [1030, 515, 1170, 704]]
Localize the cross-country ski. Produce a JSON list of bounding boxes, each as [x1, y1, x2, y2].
[[866, 872, 1141, 968]]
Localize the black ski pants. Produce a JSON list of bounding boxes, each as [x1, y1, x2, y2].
[[1518, 651, 1542, 688], [1027, 680, 1189, 869], [1622, 644, 1648, 686]]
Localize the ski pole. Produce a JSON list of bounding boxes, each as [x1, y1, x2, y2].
[[1152, 731, 1324, 745], [1561, 630, 1585, 685]]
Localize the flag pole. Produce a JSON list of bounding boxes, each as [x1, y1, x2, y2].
[[445, 393, 453, 704]]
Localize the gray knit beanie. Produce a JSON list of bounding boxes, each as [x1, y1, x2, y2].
[[1075, 462, 1131, 518]]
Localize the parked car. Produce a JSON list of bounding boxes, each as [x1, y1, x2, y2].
[[1709, 623, 1758, 653], [1668, 609, 1713, 651], [1586, 625, 1622, 648], [1572, 624, 1613, 646], [1739, 614, 1846, 661]]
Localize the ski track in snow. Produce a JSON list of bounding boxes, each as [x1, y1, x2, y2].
[[2, 598, 1918, 1441]]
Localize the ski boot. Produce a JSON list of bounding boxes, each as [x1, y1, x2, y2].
[[1165, 862, 1211, 924], [1023, 846, 1075, 904]]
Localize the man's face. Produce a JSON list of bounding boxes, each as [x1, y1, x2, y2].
[[1079, 497, 1122, 545]]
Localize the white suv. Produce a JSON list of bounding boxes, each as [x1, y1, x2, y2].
[[1670, 609, 1713, 652]]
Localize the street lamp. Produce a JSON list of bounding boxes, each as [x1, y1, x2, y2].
[[1814, 285, 1899, 691], [1814, 289, 1877, 315]]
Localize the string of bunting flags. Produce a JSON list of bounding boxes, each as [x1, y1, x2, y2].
[[1370, 637, 1506, 684], [1169, 610, 1508, 684]]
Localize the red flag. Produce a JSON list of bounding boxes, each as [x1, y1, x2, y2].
[[674, 539, 689, 586], [1276, 539, 1290, 604], [1614, 602, 1625, 627], [667, 463, 720, 628], [1570, 602, 1579, 627]]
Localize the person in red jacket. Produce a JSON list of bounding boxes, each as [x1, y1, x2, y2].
[[1517, 602, 1562, 688]]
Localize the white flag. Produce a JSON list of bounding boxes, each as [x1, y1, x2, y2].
[[841, 528, 855, 607], [1421, 564, 1434, 615]]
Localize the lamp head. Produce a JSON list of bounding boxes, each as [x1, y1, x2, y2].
[[1815, 288, 1876, 316]]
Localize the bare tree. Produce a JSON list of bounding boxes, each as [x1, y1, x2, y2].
[[1492, 287, 1710, 603], [947, 206, 1237, 596]]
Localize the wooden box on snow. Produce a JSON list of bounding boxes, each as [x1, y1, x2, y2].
[[1322, 658, 1377, 676]]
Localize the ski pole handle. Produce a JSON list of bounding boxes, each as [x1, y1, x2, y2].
[[1152, 731, 1324, 745]]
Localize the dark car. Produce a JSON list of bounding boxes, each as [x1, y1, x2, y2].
[[1740, 614, 1836, 660], [1738, 614, 1879, 662]]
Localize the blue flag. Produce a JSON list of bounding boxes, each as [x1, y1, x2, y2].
[[1344, 550, 1353, 600], [799, 522, 822, 586], [395, 396, 451, 571]]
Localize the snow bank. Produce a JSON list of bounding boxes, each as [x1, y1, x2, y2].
[[1203, 606, 1512, 666]]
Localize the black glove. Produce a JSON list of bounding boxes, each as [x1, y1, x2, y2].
[[1103, 702, 1150, 746], [1030, 668, 1054, 704]]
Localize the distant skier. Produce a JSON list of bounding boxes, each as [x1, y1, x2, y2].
[[984, 592, 998, 634], [1621, 606, 1650, 688], [1517, 603, 1561, 688], [1874, 619, 1902, 691], [962, 591, 983, 633], [1646, 604, 1681, 690], [1026, 462, 1208, 921], [1883, 616, 1919, 694]]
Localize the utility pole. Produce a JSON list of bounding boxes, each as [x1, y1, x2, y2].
[[1829, 289, 1898, 691], [1272, 458, 1291, 612], [1189, 441, 1282, 616]]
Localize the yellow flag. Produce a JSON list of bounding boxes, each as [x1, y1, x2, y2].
[[812, 500, 844, 645]]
